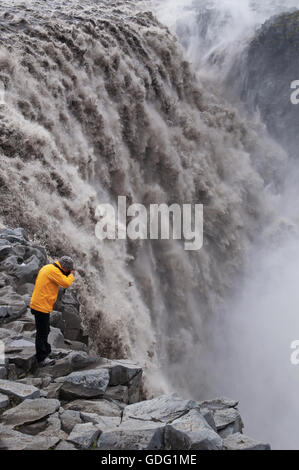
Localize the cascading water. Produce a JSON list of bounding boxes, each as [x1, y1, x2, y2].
[[0, 0, 296, 449], [155, 0, 299, 450]]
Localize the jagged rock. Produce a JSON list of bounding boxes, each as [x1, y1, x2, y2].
[[57, 368, 110, 400], [0, 245, 12, 261], [11, 255, 41, 284], [48, 327, 65, 349], [95, 358, 142, 404], [55, 440, 77, 450], [0, 392, 9, 409], [80, 412, 121, 428], [37, 351, 96, 380], [0, 366, 7, 379], [97, 425, 164, 450], [67, 422, 101, 449], [64, 339, 88, 352], [67, 351, 96, 370], [43, 382, 63, 399], [0, 398, 60, 426], [16, 283, 34, 297], [7, 364, 18, 381], [60, 308, 82, 341], [0, 296, 27, 324], [59, 409, 82, 433], [223, 432, 271, 450], [20, 412, 67, 441], [164, 408, 222, 450], [17, 377, 44, 387], [98, 358, 142, 386], [4, 321, 25, 334], [198, 398, 239, 410], [200, 409, 217, 431], [0, 228, 28, 243], [5, 346, 36, 371], [122, 393, 197, 424], [213, 408, 243, 438], [0, 327, 15, 341], [37, 356, 74, 379], [64, 398, 123, 417], [104, 385, 129, 404], [0, 379, 40, 401], [50, 311, 66, 331], [0, 425, 59, 450], [8, 338, 34, 348]]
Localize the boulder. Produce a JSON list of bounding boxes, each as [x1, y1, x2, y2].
[[67, 351, 96, 370], [48, 327, 65, 349], [4, 321, 25, 334], [164, 408, 223, 450], [104, 385, 129, 404], [0, 366, 7, 379], [16, 283, 34, 297], [50, 311, 66, 331], [0, 425, 59, 450], [12, 255, 41, 284], [0, 295, 27, 324], [0, 228, 28, 242], [64, 398, 122, 417], [198, 397, 239, 411], [5, 346, 36, 371], [0, 379, 40, 401], [122, 393, 197, 424], [223, 432, 271, 450], [213, 408, 244, 438], [80, 412, 121, 429], [59, 409, 82, 433], [0, 392, 9, 409], [97, 425, 164, 450], [0, 245, 12, 261], [8, 339, 34, 348], [63, 339, 88, 352], [55, 440, 77, 450], [1, 398, 60, 426], [57, 368, 110, 400], [67, 422, 101, 449]]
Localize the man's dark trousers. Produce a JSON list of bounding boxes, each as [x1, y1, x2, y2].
[[31, 309, 51, 362]]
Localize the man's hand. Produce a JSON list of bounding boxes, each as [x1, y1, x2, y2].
[[71, 270, 76, 277]]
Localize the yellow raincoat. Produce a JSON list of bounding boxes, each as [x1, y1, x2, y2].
[[30, 261, 75, 314]]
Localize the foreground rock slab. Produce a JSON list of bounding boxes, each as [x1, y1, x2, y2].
[[1, 398, 60, 426], [97, 426, 164, 450], [165, 409, 222, 450], [67, 422, 101, 449], [223, 432, 271, 450], [0, 379, 40, 401], [57, 368, 110, 399], [122, 393, 197, 424]]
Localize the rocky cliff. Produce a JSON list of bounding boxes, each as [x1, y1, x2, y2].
[[231, 10, 299, 159], [0, 227, 270, 450]]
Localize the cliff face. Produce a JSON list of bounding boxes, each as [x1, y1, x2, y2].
[[236, 10, 299, 158], [0, 227, 271, 451]]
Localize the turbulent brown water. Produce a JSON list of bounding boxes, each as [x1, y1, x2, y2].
[[0, 0, 286, 401]]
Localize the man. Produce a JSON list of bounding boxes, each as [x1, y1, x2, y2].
[[30, 256, 75, 367]]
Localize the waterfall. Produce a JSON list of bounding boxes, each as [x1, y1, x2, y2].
[[155, 0, 299, 449], [0, 0, 296, 447]]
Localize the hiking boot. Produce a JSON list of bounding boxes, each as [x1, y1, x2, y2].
[[38, 357, 56, 367]]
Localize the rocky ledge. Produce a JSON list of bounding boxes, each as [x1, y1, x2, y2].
[[0, 227, 270, 450]]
